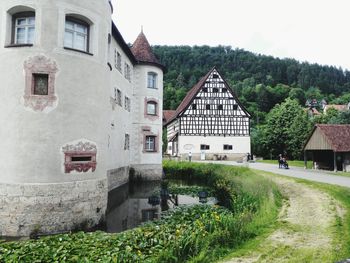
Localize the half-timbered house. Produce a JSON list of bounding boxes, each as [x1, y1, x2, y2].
[[165, 67, 251, 160]]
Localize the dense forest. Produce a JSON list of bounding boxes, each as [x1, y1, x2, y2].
[[154, 45, 350, 159]]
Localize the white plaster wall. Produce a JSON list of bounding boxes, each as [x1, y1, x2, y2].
[[178, 135, 251, 155], [0, 0, 111, 184], [132, 64, 163, 167]]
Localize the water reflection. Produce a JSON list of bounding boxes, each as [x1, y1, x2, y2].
[[106, 181, 215, 233]]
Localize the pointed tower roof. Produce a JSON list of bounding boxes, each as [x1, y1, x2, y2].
[[131, 31, 165, 71]]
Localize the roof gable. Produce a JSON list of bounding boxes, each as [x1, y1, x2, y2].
[[304, 124, 350, 152], [166, 67, 251, 125]]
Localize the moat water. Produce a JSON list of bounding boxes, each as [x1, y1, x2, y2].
[[106, 180, 216, 233]]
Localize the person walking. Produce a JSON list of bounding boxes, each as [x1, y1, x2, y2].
[[188, 151, 192, 162]]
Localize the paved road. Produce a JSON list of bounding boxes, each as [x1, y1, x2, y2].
[[204, 161, 350, 188]]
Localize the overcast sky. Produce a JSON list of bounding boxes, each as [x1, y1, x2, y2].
[[112, 0, 350, 70]]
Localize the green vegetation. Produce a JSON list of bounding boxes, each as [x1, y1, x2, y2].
[[0, 162, 281, 263], [156, 45, 350, 159], [257, 159, 313, 169]]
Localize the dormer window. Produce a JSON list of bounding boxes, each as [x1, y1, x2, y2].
[[64, 16, 90, 53], [147, 72, 157, 89]]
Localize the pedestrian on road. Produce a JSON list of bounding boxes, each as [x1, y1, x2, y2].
[[188, 151, 192, 162]]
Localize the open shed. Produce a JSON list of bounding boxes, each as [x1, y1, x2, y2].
[[303, 124, 350, 171]]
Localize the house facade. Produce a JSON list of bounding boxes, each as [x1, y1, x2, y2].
[[0, 0, 163, 236], [165, 67, 251, 161]]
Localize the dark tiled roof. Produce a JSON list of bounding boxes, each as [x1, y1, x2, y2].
[[131, 31, 159, 64], [317, 124, 350, 152], [163, 110, 176, 123]]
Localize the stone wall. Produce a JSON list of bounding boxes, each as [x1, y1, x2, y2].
[[107, 166, 130, 191], [130, 164, 163, 181], [0, 178, 107, 237]]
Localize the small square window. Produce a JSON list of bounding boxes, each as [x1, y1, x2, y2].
[[200, 144, 210, 150], [213, 74, 219, 78], [33, 74, 48, 95], [222, 88, 227, 93], [233, 104, 238, 110], [206, 104, 210, 110], [202, 88, 208, 92], [223, 144, 233, 150], [213, 88, 219, 93], [192, 104, 197, 110], [218, 104, 223, 110]]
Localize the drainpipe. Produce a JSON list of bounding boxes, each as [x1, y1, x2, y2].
[[334, 151, 337, 172]]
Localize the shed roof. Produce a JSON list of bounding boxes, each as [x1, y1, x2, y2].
[[304, 124, 350, 152], [163, 110, 176, 124]]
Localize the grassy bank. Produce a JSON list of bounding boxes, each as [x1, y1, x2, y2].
[[0, 161, 282, 262]]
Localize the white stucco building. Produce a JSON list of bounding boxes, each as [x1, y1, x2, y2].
[[0, 0, 164, 236], [165, 67, 251, 161]]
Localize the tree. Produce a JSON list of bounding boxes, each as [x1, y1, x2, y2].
[[261, 98, 311, 160]]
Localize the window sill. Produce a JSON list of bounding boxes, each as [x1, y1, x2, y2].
[[5, 43, 33, 48], [147, 87, 158, 90], [64, 47, 93, 56]]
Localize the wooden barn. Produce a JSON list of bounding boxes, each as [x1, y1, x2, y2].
[[303, 124, 350, 171], [164, 67, 251, 161]]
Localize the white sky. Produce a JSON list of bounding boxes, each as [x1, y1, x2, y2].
[[112, 0, 350, 70]]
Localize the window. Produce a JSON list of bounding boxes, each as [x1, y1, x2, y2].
[[206, 104, 210, 110], [115, 50, 122, 72], [223, 144, 233, 150], [145, 136, 156, 152], [13, 13, 35, 45], [147, 72, 157, 89], [33, 74, 48, 95], [200, 144, 210, 150], [218, 104, 223, 110], [124, 134, 130, 150], [232, 104, 238, 110], [124, 96, 131, 112], [147, 101, 157, 115], [64, 17, 89, 52], [213, 88, 219, 93], [124, 63, 131, 81], [202, 88, 208, 92], [116, 89, 122, 106], [222, 88, 227, 93], [213, 73, 219, 78], [192, 104, 197, 110]]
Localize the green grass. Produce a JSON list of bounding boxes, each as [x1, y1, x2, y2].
[[0, 161, 282, 263], [258, 159, 350, 177], [257, 159, 313, 168], [291, 178, 350, 260]]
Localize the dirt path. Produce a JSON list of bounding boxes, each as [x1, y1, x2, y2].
[[224, 176, 344, 263]]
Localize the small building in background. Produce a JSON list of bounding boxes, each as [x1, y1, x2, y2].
[[164, 67, 251, 161], [303, 124, 350, 171]]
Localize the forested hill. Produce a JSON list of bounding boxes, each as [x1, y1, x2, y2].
[[153, 45, 350, 111]]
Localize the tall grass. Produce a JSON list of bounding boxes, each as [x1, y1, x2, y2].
[[0, 161, 282, 263]]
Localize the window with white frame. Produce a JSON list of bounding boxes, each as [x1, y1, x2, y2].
[[147, 72, 157, 89], [124, 96, 131, 112], [124, 63, 131, 81], [146, 101, 157, 115], [13, 13, 35, 45], [115, 49, 122, 72], [145, 136, 156, 152], [64, 17, 90, 52]]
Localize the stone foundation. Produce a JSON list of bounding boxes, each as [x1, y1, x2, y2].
[[130, 164, 163, 181], [179, 153, 246, 161], [0, 178, 107, 237], [107, 166, 129, 191]]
